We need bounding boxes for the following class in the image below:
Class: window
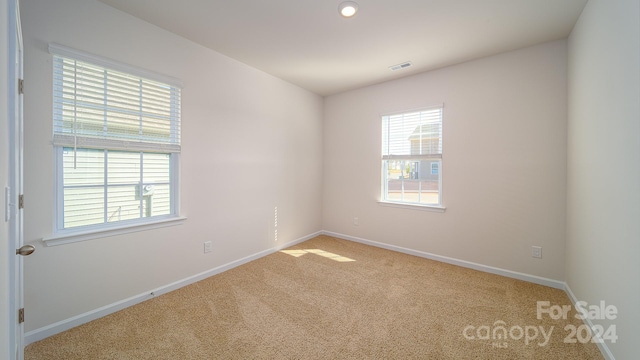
[381,106,443,207]
[51,45,181,235]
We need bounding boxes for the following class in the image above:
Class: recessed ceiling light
[339,1,359,18]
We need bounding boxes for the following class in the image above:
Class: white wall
[566,0,640,358]
[1,0,11,357]
[21,0,323,332]
[323,40,568,281]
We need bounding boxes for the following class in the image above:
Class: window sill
[377,201,446,213]
[42,216,187,246]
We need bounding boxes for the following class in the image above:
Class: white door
[9,1,28,359]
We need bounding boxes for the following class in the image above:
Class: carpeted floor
[25,235,604,359]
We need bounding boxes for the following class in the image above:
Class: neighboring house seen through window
[381,106,443,207]
[51,45,181,235]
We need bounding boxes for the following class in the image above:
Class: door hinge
[18,79,24,95]
[18,308,24,324]
[18,194,24,209]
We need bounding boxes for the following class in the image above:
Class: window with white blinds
[52,53,180,152]
[51,45,181,234]
[381,106,443,207]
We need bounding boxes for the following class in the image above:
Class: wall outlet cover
[532,246,542,259]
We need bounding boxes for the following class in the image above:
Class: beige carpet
[25,235,603,359]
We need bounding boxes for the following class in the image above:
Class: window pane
[419,160,441,205]
[385,160,407,202]
[107,185,141,222]
[143,153,170,184]
[383,159,441,205]
[63,148,104,186]
[108,151,140,185]
[63,148,105,228]
[142,153,171,217]
[63,187,104,228]
[143,184,171,217]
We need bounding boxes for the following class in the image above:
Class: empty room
[1,0,638,359]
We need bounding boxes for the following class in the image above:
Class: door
[9,1,28,359]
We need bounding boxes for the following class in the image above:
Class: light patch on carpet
[280,248,356,262]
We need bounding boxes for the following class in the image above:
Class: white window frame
[379,105,445,212]
[44,44,185,245]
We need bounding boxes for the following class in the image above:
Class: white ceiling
[97,0,588,96]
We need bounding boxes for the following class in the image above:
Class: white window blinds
[382,107,443,160]
[51,46,181,153]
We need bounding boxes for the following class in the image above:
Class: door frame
[7,0,24,359]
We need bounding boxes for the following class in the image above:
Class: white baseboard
[24,231,321,345]
[564,284,616,360]
[321,231,565,289]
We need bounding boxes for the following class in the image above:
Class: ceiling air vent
[389,61,413,71]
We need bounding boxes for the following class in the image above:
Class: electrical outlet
[532,246,542,259]
[204,241,212,253]
[353,217,359,226]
